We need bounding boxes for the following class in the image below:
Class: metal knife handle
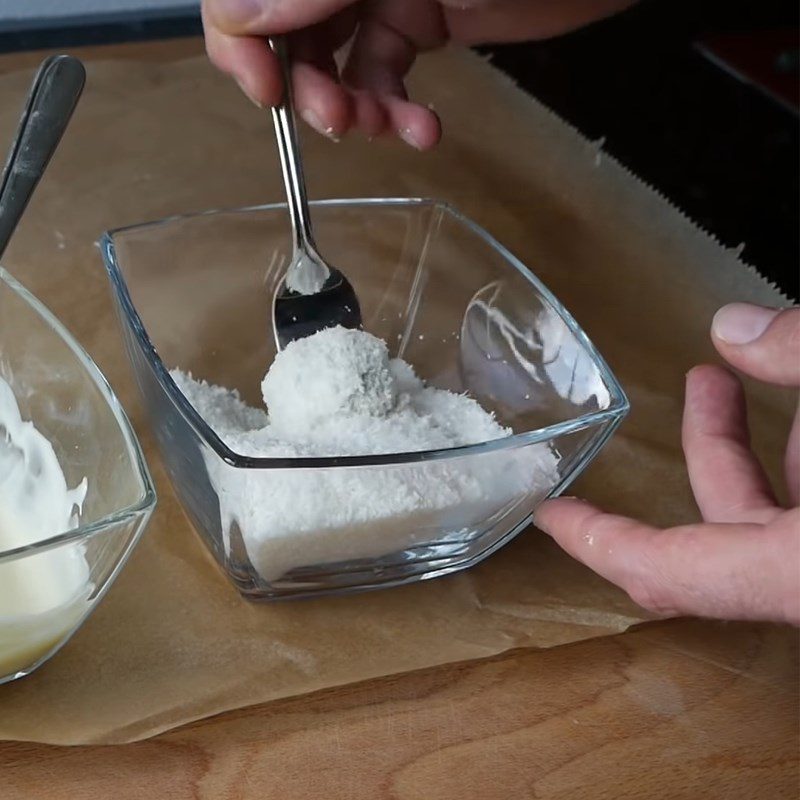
[0,55,86,259]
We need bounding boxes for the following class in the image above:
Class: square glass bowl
[101,198,628,600]
[0,268,155,684]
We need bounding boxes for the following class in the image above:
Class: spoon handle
[0,55,86,260]
[268,36,317,255]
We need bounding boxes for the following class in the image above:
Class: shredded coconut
[171,327,559,581]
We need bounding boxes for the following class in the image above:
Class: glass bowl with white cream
[101,198,628,600]
[0,268,156,684]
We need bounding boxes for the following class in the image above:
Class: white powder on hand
[172,327,559,582]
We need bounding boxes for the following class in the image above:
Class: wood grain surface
[2,619,798,799]
[0,40,797,799]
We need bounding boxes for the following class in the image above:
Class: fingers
[381,96,441,150]
[203,0,644,144]
[205,1,355,131]
[711,304,800,508]
[351,90,390,140]
[203,0,439,145]
[712,304,800,387]
[290,17,439,145]
[535,499,658,597]
[682,365,778,524]
[203,7,282,107]
[288,62,350,139]
[204,0,355,36]
[786,404,800,507]
[342,0,444,148]
[345,0,446,93]
[288,32,353,139]
[535,498,799,623]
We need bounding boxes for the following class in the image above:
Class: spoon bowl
[273,268,362,347]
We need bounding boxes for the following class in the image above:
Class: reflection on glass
[461,280,611,416]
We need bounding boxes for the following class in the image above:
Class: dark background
[480,0,799,300]
[1,0,798,299]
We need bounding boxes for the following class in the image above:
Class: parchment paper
[0,46,792,745]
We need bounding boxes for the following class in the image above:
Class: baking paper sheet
[0,47,792,744]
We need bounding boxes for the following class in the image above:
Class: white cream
[0,376,90,678]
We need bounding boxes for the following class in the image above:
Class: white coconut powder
[171,327,559,581]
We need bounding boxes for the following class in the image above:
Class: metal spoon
[0,55,86,259]
[268,36,362,351]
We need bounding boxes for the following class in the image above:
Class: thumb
[712,303,800,387]
[205,0,354,35]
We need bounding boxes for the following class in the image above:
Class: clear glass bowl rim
[0,267,157,564]
[100,197,630,471]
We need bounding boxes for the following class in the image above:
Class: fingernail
[712,303,780,345]
[234,76,263,108]
[301,110,339,141]
[399,128,422,150]
[219,0,261,25]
